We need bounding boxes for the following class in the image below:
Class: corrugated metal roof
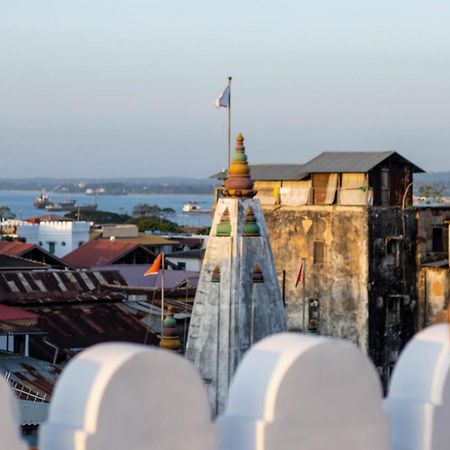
[0,242,34,256]
[63,241,157,268]
[0,270,126,304]
[27,303,159,362]
[0,352,60,401]
[0,242,69,269]
[18,400,49,425]
[0,254,48,269]
[96,265,199,289]
[211,164,309,181]
[300,151,425,173]
[0,304,37,322]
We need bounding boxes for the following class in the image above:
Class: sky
[1,0,450,178]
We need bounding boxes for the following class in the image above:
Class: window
[48,242,56,254]
[381,168,390,206]
[313,241,325,264]
[432,227,444,252]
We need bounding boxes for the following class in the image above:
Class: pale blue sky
[1,1,449,177]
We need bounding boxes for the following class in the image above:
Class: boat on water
[45,203,97,212]
[34,194,76,210]
[182,201,211,215]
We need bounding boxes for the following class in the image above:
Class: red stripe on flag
[295,261,304,288]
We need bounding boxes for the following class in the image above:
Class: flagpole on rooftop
[302,258,306,333]
[227,76,232,168]
[161,252,165,332]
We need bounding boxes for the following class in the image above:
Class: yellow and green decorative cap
[223,134,256,198]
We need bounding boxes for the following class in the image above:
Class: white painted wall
[1,327,450,449]
[4,220,91,258]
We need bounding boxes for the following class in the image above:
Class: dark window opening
[432,227,444,252]
[386,239,399,255]
[313,241,325,264]
[48,242,56,254]
[381,168,390,206]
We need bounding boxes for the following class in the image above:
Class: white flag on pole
[214,85,230,108]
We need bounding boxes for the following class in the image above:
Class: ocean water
[0,191,213,228]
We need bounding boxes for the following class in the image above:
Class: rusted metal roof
[0,352,60,400]
[63,240,157,268]
[0,270,126,304]
[28,303,159,362]
[300,151,425,173]
[0,304,37,322]
[0,242,69,268]
[0,254,48,269]
[0,241,34,256]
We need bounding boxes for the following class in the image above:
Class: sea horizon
[0,191,213,228]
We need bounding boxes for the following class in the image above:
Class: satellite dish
[110,236,116,241]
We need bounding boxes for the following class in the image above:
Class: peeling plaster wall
[263,205,369,351]
[419,267,450,325]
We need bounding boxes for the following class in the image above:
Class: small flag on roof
[214,85,230,108]
[295,260,304,288]
[144,253,162,276]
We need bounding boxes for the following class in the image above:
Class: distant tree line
[65,205,182,233]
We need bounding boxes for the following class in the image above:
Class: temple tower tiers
[186,134,287,416]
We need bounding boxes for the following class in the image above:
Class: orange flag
[144,253,162,276]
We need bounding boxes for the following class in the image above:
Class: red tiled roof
[0,304,37,322]
[0,242,34,257]
[63,240,153,268]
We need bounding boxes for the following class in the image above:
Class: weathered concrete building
[416,209,450,327]
[187,135,287,415]
[215,150,424,386]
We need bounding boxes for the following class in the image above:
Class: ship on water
[34,193,76,210]
[34,193,96,212]
[182,201,211,215]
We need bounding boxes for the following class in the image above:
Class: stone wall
[263,205,369,350]
[418,266,450,325]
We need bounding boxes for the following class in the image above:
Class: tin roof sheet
[96,265,199,289]
[211,164,309,181]
[63,241,156,268]
[300,151,425,173]
[28,303,159,362]
[0,270,126,304]
[0,254,48,269]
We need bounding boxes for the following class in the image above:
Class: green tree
[132,203,175,218]
[126,216,182,233]
[418,183,446,203]
[0,206,16,220]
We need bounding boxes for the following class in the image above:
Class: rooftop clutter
[222,134,256,198]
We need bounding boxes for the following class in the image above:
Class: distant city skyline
[1,0,450,178]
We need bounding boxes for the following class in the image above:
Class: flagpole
[161,252,165,332]
[227,76,232,168]
[302,258,306,333]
